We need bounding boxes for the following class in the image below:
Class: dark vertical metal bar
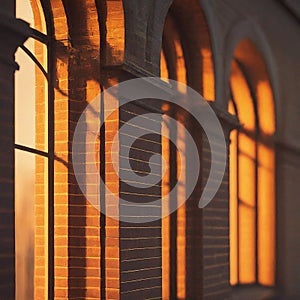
[100,86,106,300]
[95,0,107,294]
[236,129,240,284]
[254,120,259,284]
[230,92,240,284]
[48,35,55,300]
[253,90,260,284]
[254,135,259,283]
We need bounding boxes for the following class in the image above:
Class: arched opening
[161,1,215,298]
[229,39,276,288]
[161,0,215,99]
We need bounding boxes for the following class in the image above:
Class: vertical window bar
[48,36,54,300]
[100,87,106,300]
[230,89,240,284]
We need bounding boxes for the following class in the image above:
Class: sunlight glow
[162,119,170,300]
[15,1,48,299]
[229,52,275,287]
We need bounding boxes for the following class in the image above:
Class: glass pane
[23,38,48,73]
[16,0,47,34]
[238,133,256,284]
[15,150,48,300]
[258,142,275,286]
[15,43,48,152]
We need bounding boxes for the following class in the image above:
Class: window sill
[232,285,277,300]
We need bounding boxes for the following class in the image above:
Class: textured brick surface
[4,0,300,299]
[119,102,163,299]
[201,126,231,300]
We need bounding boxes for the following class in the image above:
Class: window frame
[14,1,54,298]
[229,60,276,289]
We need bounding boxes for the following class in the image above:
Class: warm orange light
[105,96,120,300]
[177,125,186,300]
[105,0,125,65]
[256,81,276,135]
[229,54,275,287]
[201,48,215,100]
[229,101,238,285]
[258,143,275,286]
[238,132,256,284]
[175,39,186,85]
[230,61,256,131]
[160,52,169,83]
[230,61,257,284]
[257,79,275,286]
[15,1,49,299]
[162,117,170,300]
[161,31,188,296]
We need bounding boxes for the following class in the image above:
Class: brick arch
[43,0,68,40]
[162,0,215,100]
[123,0,173,75]
[231,39,277,131]
[28,0,47,33]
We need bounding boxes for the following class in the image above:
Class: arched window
[229,40,276,288]
[15,0,52,299]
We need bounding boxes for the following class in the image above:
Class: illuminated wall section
[176,121,186,300]
[162,117,170,300]
[200,42,214,100]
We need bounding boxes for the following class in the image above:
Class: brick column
[111,2,173,297]
[200,105,238,300]
[119,101,163,299]
[0,7,30,299]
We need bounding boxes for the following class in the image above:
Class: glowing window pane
[15,150,48,300]
[258,142,275,286]
[229,55,275,288]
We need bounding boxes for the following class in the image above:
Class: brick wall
[104,88,120,300]
[51,1,103,298]
[33,5,49,297]
[185,118,203,300]
[200,116,236,300]
[0,2,242,300]
[119,102,163,299]
[201,135,230,300]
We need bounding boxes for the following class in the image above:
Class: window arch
[229,39,276,287]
